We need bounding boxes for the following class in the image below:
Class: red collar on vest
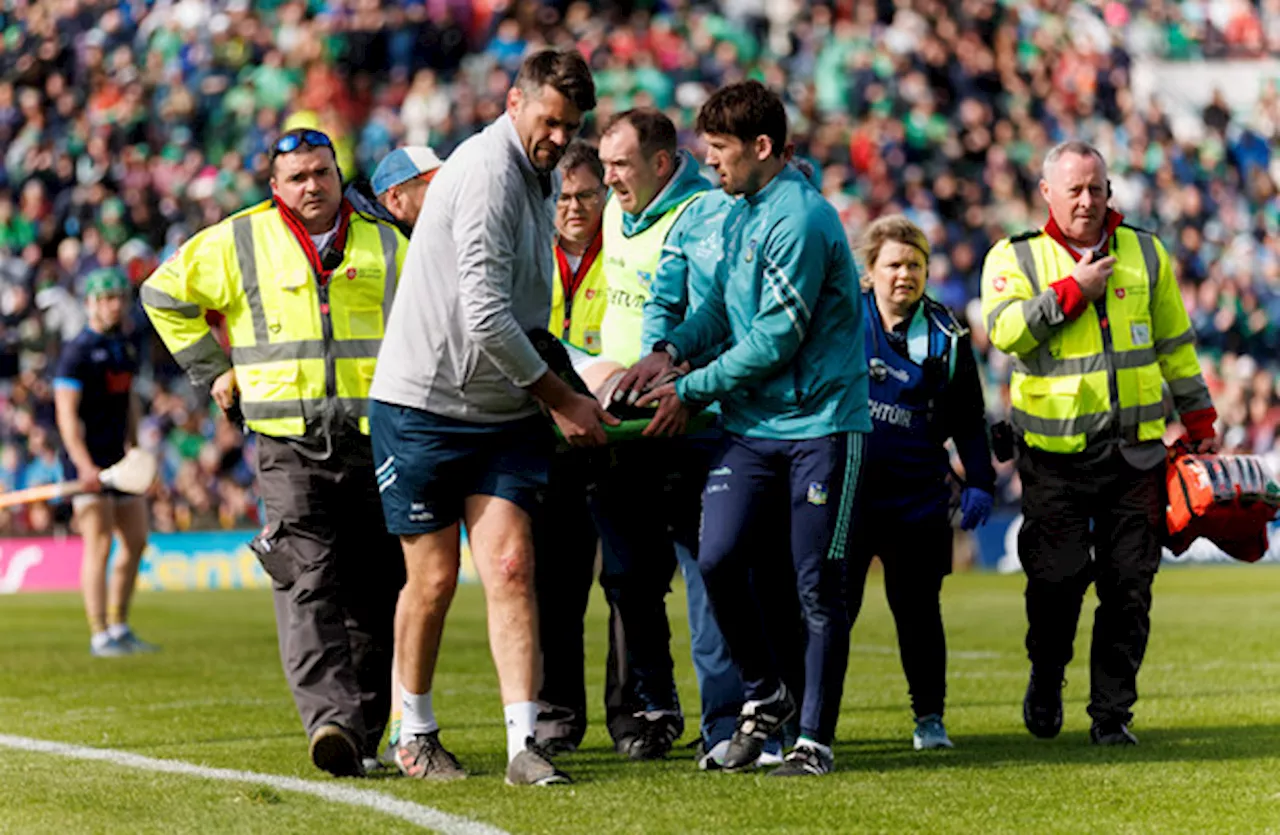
[555,225,603,302]
[1043,209,1125,261]
[272,193,354,282]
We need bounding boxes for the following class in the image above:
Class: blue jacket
[344,181,412,237]
[666,167,870,440]
[862,291,996,520]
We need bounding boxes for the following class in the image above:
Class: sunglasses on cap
[271,130,333,159]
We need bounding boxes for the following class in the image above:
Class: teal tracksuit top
[666,166,870,440]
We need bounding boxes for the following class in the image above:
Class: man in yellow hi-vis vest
[590,108,712,759]
[981,140,1216,747]
[533,141,609,753]
[143,128,407,778]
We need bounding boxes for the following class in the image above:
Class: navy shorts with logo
[368,399,553,536]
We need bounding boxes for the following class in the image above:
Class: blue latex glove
[959,487,993,531]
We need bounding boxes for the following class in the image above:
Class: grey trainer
[505,742,571,786]
[395,731,466,781]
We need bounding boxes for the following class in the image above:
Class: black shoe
[1023,668,1064,739]
[722,684,796,772]
[619,714,682,761]
[395,731,467,781]
[534,736,578,759]
[769,743,833,777]
[310,724,365,778]
[1090,721,1138,746]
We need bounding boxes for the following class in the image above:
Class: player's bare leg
[392,524,465,780]
[465,494,569,785]
[78,496,122,657]
[105,497,156,652]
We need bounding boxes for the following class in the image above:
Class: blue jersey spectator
[53,321,140,479]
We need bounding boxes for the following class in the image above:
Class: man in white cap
[372,146,443,227]
[347,146,444,235]
[356,144,444,768]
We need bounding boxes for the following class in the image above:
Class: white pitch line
[0,734,510,835]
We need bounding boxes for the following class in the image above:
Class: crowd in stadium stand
[0,0,1277,533]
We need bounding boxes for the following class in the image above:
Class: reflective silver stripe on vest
[1134,230,1160,292]
[1011,408,1110,438]
[241,397,369,423]
[986,298,1017,335]
[1012,352,1107,378]
[1155,330,1195,355]
[1012,239,1040,293]
[1023,290,1066,343]
[140,284,200,318]
[1118,401,1168,427]
[1168,373,1208,399]
[172,332,232,387]
[1013,348,1159,378]
[230,338,383,365]
[1169,373,1214,412]
[1112,348,1158,369]
[376,222,399,327]
[232,216,270,344]
[1012,402,1165,438]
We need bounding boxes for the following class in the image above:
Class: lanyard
[554,229,602,339]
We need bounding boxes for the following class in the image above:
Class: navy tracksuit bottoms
[698,430,864,746]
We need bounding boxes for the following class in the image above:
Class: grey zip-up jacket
[370,114,556,422]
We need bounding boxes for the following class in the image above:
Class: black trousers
[1016,444,1165,725]
[252,433,405,757]
[534,439,692,746]
[533,448,602,747]
[848,515,951,719]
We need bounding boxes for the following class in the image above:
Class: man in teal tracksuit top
[636,180,810,769]
[632,81,869,777]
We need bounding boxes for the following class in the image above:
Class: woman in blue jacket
[851,216,996,751]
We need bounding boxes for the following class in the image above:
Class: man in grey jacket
[369,49,611,786]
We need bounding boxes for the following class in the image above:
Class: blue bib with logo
[862,291,957,519]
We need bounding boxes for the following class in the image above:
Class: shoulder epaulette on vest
[1118,222,1157,236]
[1008,229,1043,243]
[226,199,275,222]
[353,212,399,233]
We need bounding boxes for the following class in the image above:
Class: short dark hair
[558,141,604,182]
[515,49,597,113]
[695,81,788,159]
[601,108,677,161]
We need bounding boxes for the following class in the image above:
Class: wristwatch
[653,339,680,362]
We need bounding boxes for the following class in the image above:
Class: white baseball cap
[371,146,444,196]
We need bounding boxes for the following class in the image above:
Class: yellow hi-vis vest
[980,224,1212,454]
[549,237,607,355]
[141,201,407,438]
[600,192,701,366]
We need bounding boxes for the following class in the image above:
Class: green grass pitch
[3,566,1280,834]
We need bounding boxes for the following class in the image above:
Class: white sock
[504,701,537,763]
[401,688,438,736]
[796,736,833,758]
[90,630,112,649]
[107,624,130,640]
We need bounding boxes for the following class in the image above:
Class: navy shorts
[368,399,553,536]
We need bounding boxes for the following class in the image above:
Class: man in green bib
[588,108,712,758]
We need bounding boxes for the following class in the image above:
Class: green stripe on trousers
[827,431,864,561]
